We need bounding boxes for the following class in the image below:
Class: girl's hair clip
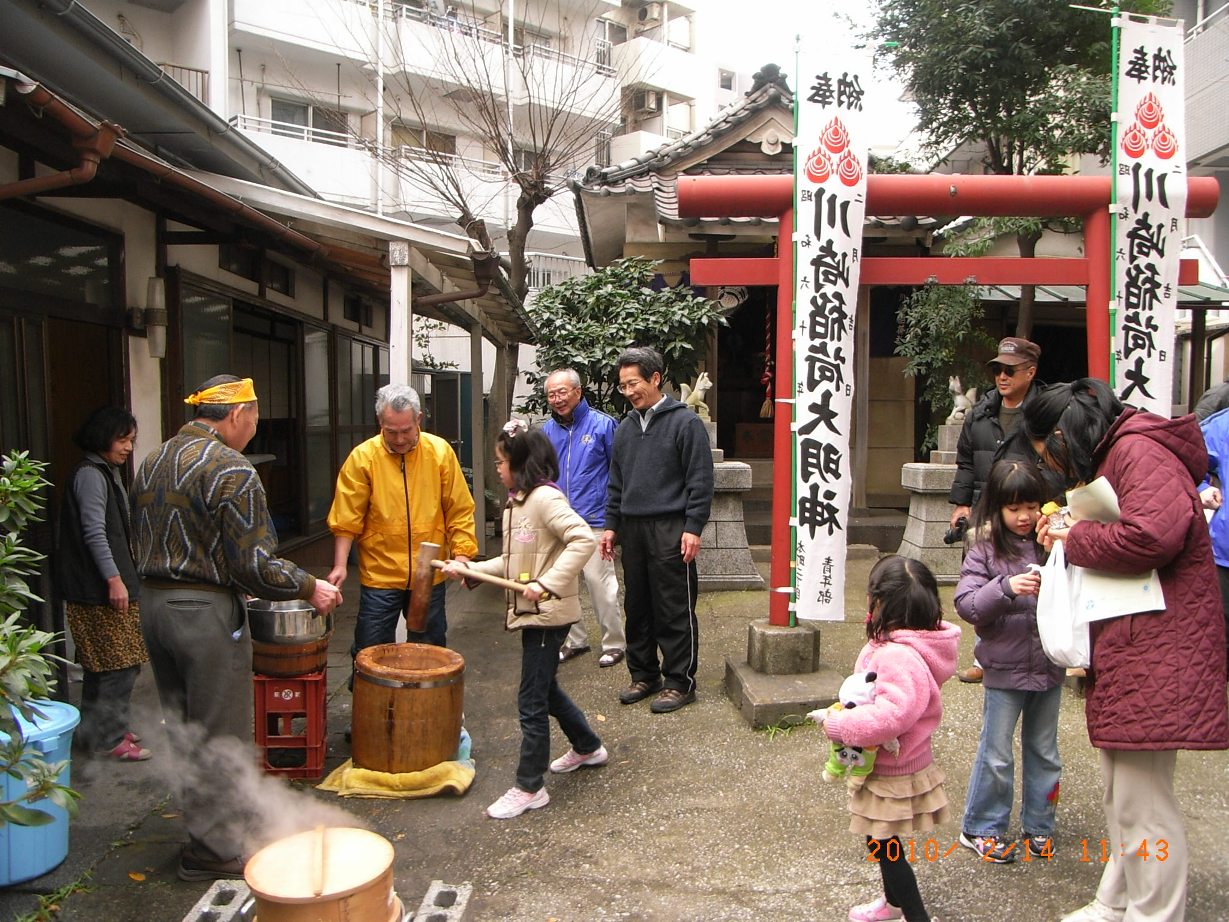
[502,418,529,437]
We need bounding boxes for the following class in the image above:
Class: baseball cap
[988,337,1040,366]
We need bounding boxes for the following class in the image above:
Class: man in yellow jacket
[327,383,478,656]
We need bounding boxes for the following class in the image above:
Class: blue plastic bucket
[0,700,80,885]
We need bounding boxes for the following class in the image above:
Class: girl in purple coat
[822,555,960,922]
[954,460,1063,865]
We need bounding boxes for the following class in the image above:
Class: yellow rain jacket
[327,431,478,589]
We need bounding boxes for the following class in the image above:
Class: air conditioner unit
[638,3,662,23]
[633,90,660,114]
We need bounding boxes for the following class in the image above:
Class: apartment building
[64,0,740,384]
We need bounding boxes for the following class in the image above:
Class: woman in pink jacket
[821,555,961,922]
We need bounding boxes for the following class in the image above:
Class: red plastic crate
[253,669,327,779]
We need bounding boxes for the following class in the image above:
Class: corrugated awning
[978,280,1229,309]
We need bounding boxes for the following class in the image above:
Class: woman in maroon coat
[1024,378,1228,922]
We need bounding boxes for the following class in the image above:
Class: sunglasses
[990,363,1031,378]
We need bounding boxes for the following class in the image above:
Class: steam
[114,699,363,859]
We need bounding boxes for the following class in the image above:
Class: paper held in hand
[1063,477,1164,623]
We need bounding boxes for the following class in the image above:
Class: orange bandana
[183,378,257,406]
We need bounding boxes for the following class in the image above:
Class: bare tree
[326,0,642,301]
[273,0,647,494]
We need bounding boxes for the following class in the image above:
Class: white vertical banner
[791,48,871,620]
[1111,17,1186,414]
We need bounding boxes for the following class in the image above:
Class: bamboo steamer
[351,643,464,774]
[251,634,331,676]
[244,827,399,922]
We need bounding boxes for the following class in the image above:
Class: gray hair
[546,368,582,389]
[375,383,421,419]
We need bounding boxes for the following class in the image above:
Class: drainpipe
[3,78,326,259]
[0,80,121,200]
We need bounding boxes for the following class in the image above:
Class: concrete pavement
[2,552,1228,921]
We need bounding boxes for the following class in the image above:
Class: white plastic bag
[1036,542,1090,668]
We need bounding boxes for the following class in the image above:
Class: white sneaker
[1060,900,1126,922]
[486,786,549,819]
[549,745,609,774]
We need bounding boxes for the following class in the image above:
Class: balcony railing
[159,63,209,103]
[526,252,589,294]
[515,42,616,78]
[343,0,614,75]
[1188,1,1229,37]
[230,114,360,148]
[391,145,505,179]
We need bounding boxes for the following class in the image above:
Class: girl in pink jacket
[822,555,961,922]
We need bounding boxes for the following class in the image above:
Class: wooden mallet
[410,542,553,629]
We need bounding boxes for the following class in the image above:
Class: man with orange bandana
[132,374,341,881]
[328,383,477,657]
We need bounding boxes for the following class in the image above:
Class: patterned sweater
[131,421,315,600]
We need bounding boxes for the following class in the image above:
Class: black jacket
[57,459,140,605]
[948,384,1053,507]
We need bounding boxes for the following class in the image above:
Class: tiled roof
[575,66,795,188]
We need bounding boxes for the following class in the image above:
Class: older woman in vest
[57,406,151,761]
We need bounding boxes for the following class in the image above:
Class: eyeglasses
[545,388,576,400]
[990,363,1030,378]
[617,378,646,394]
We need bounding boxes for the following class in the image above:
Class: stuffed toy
[808,671,900,786]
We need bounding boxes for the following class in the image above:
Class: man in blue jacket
[600,347,714,713]
[542,368,626,667]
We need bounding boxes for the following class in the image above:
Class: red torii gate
[678,172,1220,626]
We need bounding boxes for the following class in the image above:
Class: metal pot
[246,599,332,645]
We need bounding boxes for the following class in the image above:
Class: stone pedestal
[698,421,765,592]
[896,423,962,582]
[724,620,844,728]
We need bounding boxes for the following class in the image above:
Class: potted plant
[0,451,79,830]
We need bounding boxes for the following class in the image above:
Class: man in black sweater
[600,347,714,713]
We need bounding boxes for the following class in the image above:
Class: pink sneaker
[486,786,549,819]
[549,745,609,774]
[848,895,903,922]
[107,737,152,762]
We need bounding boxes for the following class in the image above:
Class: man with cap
[948,337,1044,683]
[131,374,341,880]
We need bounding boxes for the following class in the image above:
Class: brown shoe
[618,678,663,705]
[958,665,984,683]
[649,688,696,714]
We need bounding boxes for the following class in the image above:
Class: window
[390,124,457,155]
[513,148,542,173]
[514,25,553,49]
[596,18,628,45]
[335,335,389,461]
[177,279,343,539]
[0,202,120,310]
[270,98,349,146]
[267,260,295,297]
[719,70,735,91]
[219,244,260,282]
[343,293,373,327]
[219,246,294,296]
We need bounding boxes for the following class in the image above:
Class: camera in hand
[943,516,969,545]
